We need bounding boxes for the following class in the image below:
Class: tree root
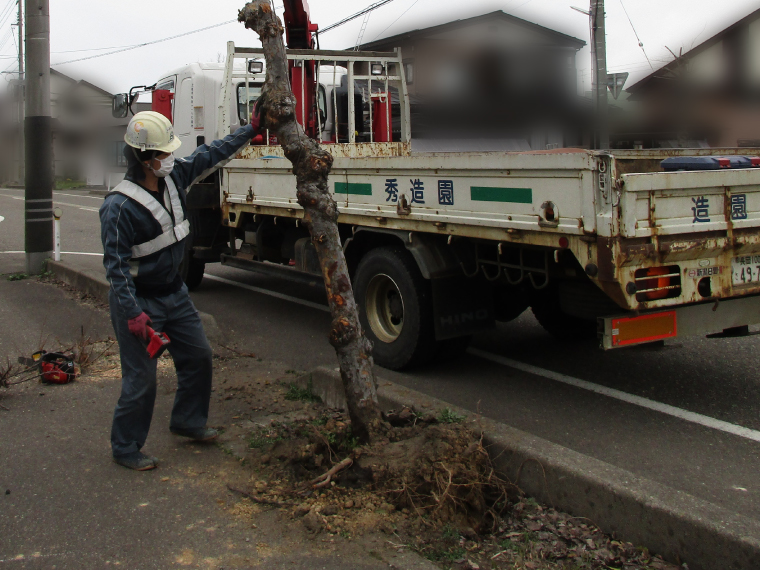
[226,484,295,507]
[310,456,353,489]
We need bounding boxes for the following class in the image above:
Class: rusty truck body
[114,44,760,370]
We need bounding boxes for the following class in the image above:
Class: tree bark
[238,0,383,442]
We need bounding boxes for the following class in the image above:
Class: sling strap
[111,177,191,259]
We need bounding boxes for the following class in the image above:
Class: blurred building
[0,69,148,187]
[358,10,588,151]
[623,7,760,149]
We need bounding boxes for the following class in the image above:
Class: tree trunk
[238,0,383,442]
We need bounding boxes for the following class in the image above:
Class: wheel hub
[365,274,404,343]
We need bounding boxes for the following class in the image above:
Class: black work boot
[170,427,218,442]
[113,451,158,471]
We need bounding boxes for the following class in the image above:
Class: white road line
[0,194,98,212]
[54,192,103,201]
[0,189,102,201]
[0,215,4,223]
[54,201,100,212]
[0,251,102,256]
[469,347,760,444]
[204,274,330,313]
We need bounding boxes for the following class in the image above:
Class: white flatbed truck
[115,43,760,370]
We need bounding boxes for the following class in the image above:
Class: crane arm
[281,0,318,49]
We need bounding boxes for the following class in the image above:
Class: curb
[47,260,110,304]
[296,367,760,570]
[46,261,227,345]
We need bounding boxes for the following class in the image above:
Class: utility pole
[591,0,609,149]
[24,0,52,274]
[17,0,24,185]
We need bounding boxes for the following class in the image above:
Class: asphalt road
[2,187,759,525]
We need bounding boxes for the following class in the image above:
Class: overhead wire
[618,0,653,71]
[53,19,237,65]
[319,0,395,34]
[47,0,394,66]
[370,0,420,41]
[0,0,16,30]
[0,26,13,52]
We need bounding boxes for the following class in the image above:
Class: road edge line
[469,347,760,443]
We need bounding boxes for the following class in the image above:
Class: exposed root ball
[354,424,508,529]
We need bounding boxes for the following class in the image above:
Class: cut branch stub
[238,0,383,442]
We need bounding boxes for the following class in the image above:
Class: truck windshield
[237,83,262,123]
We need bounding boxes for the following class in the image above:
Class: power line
[618,0,653,71]
[0,0,16,30]
[371,0,420,41]
[320,0,396,35]
[54,44,141,54]
[0,27,12,52]
[53,19,237,66]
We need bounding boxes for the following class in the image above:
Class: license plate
[732,255,760,285]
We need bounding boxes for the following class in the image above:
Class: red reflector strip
[718,158,731,168]
[611,311,677,347]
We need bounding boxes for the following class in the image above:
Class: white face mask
[151,154,174,178]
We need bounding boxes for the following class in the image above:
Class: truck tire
[494,289,529,322]
[181,254,206,291]
[179,213,206,291]
[354,247,436,370]
[530,287,596,340]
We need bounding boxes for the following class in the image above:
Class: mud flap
[432,276,495,340]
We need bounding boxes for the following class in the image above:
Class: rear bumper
[599,294,760,349]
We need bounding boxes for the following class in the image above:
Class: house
[357,10,588,150]
[0,69,149,187]
[624,7,760,148]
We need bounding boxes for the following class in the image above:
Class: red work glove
[128,312,152,342]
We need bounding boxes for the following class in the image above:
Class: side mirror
[112,93,129,119]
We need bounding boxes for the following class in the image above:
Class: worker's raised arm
[171,124,258,191]
[100,195,142,320]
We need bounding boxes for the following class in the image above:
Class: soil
[2,276,685,569]
[198,356,682,570]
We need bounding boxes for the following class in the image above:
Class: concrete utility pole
[17,0,24,185]
[591,0,609,149]
[24,0,52,274]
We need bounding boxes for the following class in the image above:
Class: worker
[100,110,259,471]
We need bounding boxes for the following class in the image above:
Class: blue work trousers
[109,285,213,458]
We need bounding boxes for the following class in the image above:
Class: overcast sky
[0,0,757,95]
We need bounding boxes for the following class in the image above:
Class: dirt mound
[353,422,504,530]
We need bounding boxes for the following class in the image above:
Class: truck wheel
[354,247,436,370]
[494,289,529,322]
[181,254,206,291]
[530,293,596,340]
[180,214,205,291]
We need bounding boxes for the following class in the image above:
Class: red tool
[39,352,76,384]
[146,327,171,359]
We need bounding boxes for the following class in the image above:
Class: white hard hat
[124,111,182,154]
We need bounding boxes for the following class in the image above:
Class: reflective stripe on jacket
[100,124,256,319]
[110,177,191,259]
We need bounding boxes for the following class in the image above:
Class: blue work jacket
[100,124,256,319]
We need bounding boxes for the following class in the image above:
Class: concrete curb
[46,260,227,345]
[47,260,109,304]
[295,367,760,570]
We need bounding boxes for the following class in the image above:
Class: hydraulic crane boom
[280,0,319,136]
[282,0,319,49]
